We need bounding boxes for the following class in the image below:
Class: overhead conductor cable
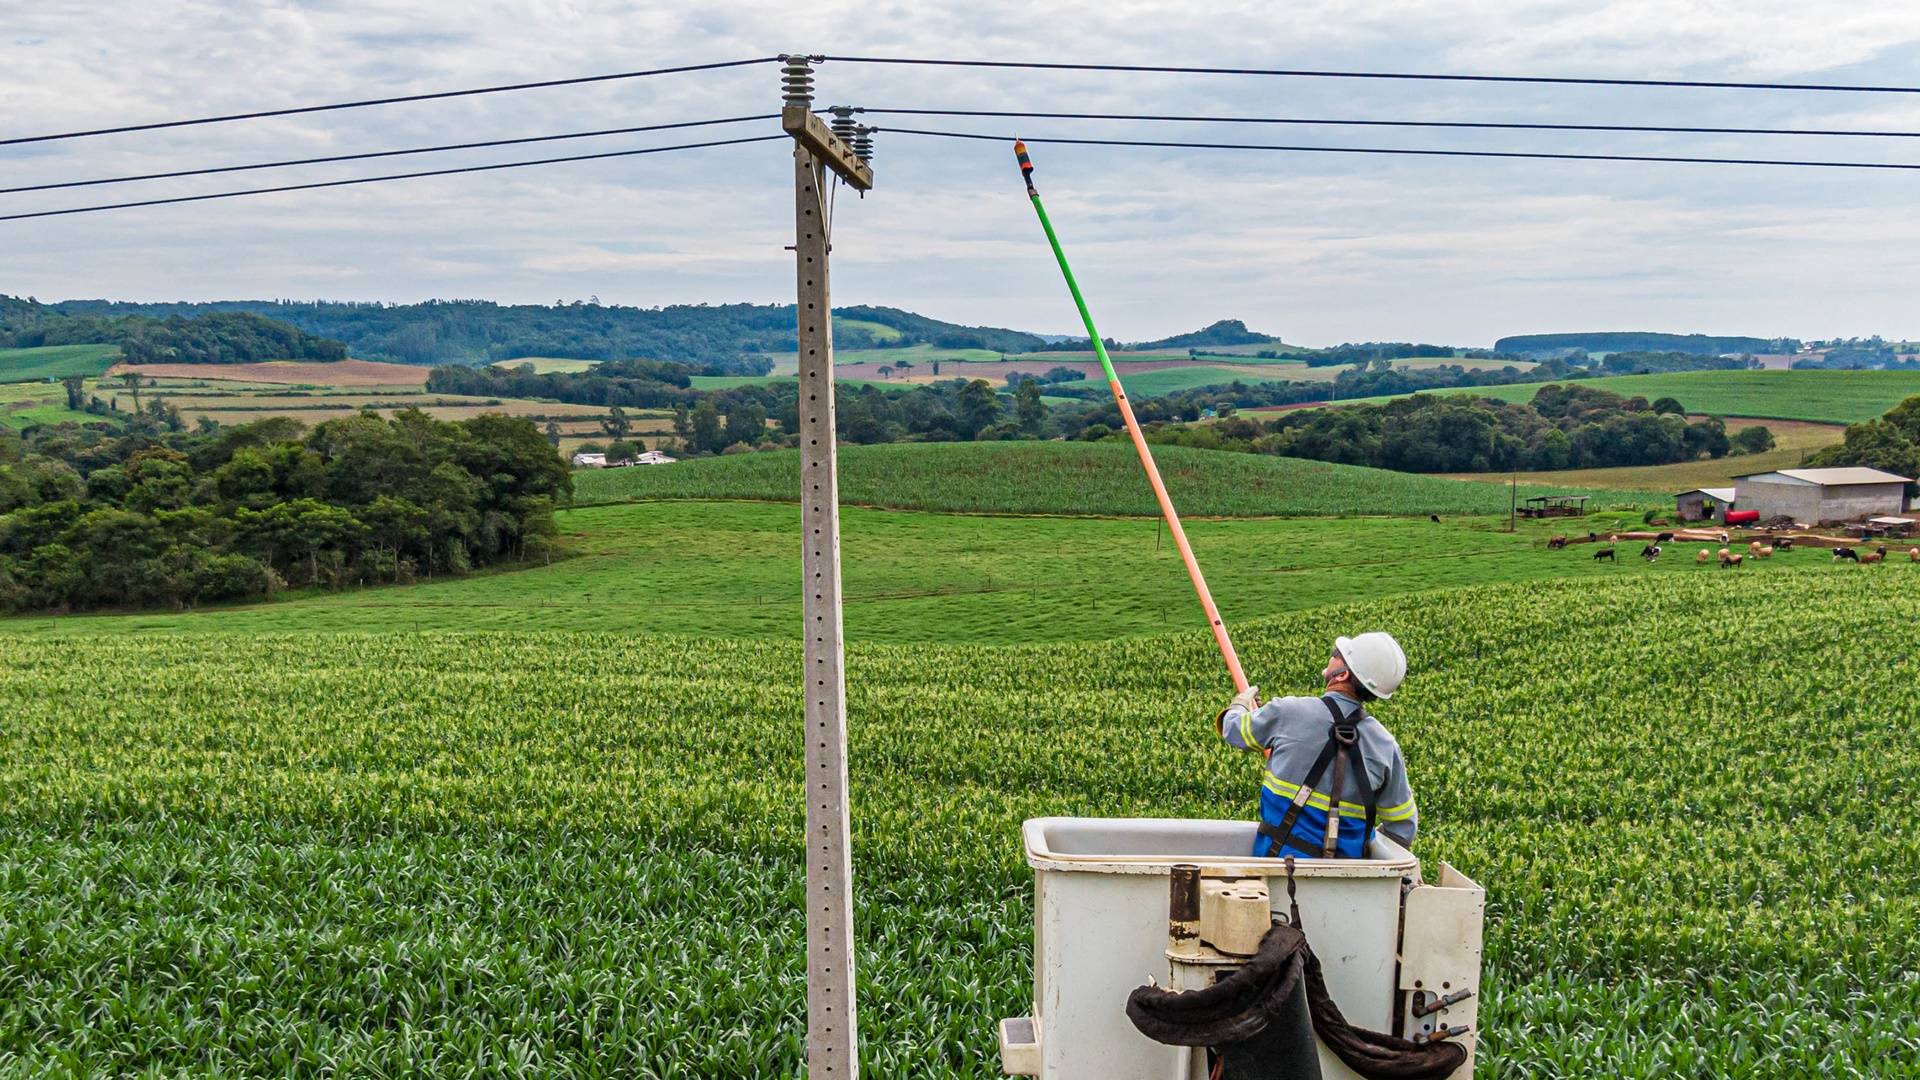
[0,134,784,223]
[1012,139,1248,695]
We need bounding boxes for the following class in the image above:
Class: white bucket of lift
[998,817,1483,1080]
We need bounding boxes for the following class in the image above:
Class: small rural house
[1730,467,1913,524]
[570,452,608,468]
[1675,487,1736,523]
[633,450,676,465]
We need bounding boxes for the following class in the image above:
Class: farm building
[633,450,677,465]
[1731,467,1913,524]
[1518,494,1589,518]
[1675,487,1736,523]
[570,452,608,468]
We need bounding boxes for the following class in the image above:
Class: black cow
[1594,547,1616,562]
[1640,544,1662,562]
[1834,547,1860,562]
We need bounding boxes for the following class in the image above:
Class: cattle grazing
[1834,547,1860,562]
[1430,514,1441,523]
[1696,549,1711,563]
[1862,550,1885,565]
[1587,532,1598,543]
[1656,532,1674,543]
[1720,551,1744,568]
[1775,537,1795,550]
[1594,547,1616,562]
[1547,535,1569,550]
[1640,544,1661,562]
[1757,545,1774,559]
[1911,547,1920,563]
[1748,540,1764,555]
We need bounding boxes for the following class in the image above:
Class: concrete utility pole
[780,54,873,1080]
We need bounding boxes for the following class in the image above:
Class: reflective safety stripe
[1239,709,1255,750]
[1262,773,1372,816]
[1378,797,1417,823]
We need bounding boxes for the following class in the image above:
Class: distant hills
[1493,331,1800,357]
[1129,319,1280,350]
[8,292,1834,375]
[40,299,1045,373]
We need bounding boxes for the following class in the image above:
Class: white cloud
[7,0,1920,341]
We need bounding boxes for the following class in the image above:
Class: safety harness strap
[1258,697,1384,859]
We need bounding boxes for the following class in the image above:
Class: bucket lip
[1023,816,1418,877]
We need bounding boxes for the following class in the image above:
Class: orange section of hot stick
[1013,139,1248,695]
[1108,378,1251,694]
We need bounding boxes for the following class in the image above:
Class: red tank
[1724,510,1761,525]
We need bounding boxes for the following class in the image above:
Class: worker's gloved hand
[1232,685,1261,713]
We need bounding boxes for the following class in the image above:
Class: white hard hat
[1335,632,1408,700]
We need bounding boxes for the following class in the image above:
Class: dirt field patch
[108,359,429,387]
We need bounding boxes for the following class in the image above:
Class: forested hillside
[1129,319,1278,350]
[46,299,1044,369]
[0,297,344,365]
[1494,331,1796,356]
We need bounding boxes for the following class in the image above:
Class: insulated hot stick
[1013,140,1250,695]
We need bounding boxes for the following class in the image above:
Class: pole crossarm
[783,107,874,189]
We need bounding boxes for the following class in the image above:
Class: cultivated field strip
[0,572,1915,1076]
[572,441,1658,517]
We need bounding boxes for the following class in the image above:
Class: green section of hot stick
[1018,142,1120,384]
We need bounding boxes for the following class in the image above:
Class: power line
[0,134,784,223]
[855,107,1920,140]
[0,57,777,148]
[1,115,777,195]
[825,55,1920,95]
[883,127,1920,171]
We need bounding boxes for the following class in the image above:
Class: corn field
[0,567,1915,1077]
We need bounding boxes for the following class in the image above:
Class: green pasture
[2,501,1719,643]
[0,381,109,430]
[1357,370,1920,424]
[0,344,120,383]
[488,357,603,374]
[834,317,904,342]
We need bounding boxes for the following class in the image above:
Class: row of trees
[1138,385,1775,474]
[0,411,569,614]
[427,357,704,410]
[1808,395,1920,495]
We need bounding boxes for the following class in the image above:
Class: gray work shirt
[1220,690,1418,852]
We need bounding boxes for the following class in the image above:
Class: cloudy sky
[7,1,1920,345]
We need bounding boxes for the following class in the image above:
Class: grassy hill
[1,569,1912,1075]
[1356,370,1920,424]
[0,344,119,383]
[571,441,1658,517]
[5,501,1702,642]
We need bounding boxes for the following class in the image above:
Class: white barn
[1731,467,1912,524]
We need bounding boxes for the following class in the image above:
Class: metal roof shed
[1732,467,1912,524]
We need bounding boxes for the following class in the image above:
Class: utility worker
[1219,632,1418,859]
